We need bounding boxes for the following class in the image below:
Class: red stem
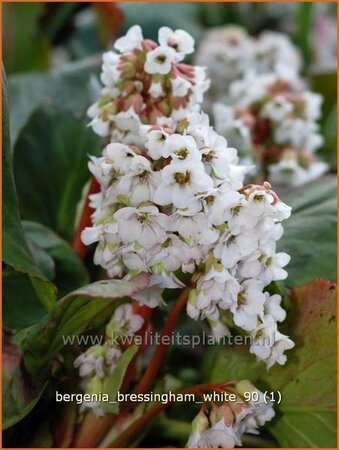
[133,286,190,395]
[72,177,100,260]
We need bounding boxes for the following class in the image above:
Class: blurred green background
[3,1,337,164]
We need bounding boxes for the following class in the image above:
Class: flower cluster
[213,71,327,186]
[82,110,294,368]
[195,26,301,108]
[87,25,209,146]
[187,381,275,448]
[74,303,144,416]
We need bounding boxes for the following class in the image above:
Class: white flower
[213,103,251,154]
[198,185,241,226]
[171,76,191,97]
[264,293,286,322]
[230,280,265,331]
[201,135,238,180]
[149,81,165,98]
[161,134,201,161]
[118,155,161,204]
[158,26,194,60]
[247,188,276,217]
[74,345,122,379]
[154,159,213,209]
[114,205,168,247]
[101,51,121,87]
[303,92,323,121]
[74,349,103,379]
[235,382,275,434]
[266,330,295,368]
[149,234,190,271]
[168,212,207,239]
[114,25,143,53]
[198,420,240,448]
[142,126,171,160]
[261,95,293,122]
[250,315,294,368]
[214,230,258,269]
[133,284,165,308]
[239,251,290,285]
[144,46,177,75]
[111,108,142,133]
[106,303,144,337]
[269,155,328,187]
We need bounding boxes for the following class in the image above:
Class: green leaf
[265,280,337,447]
[210,345,266,385]
[279,176,336,286]
[3,332,47,430]
[18,274,149,379]
[13,106,101,242]
[22,221,89,297]
[311,71,337,168]
[8,57,100,145]
[295,3,313,69]
[2,68,56,328]
[101,345,139,414]
[3,3,49,75]
[3,268,52,330]
[210,279,337,448]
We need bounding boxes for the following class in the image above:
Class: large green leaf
[210,279,337,448]
[23,221,89,297]
[3,3,49,75]
[8,57,100,145]
[279,176,336,286]
[18,274,149,378]
[13,106,101,242]
[265,280,337,447]
[2,69,57,327]
[3,332,47,430]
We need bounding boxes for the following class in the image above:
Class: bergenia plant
[68,26,295,447]
[213,71,328,186]
[195,25,301,109]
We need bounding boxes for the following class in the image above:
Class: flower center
[202,150,215,162]
[138,213,149,223]
[231,205,241,216]
[254,194,265,203]
[237,292,247,306]
[155,54,167,64]
[226,235,236,246]
[205,195,215,205]
[175,147,189,159]
[138,171,149,182]
[162,238,172,248]
[174,171,191,185]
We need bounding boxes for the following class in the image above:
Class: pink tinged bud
[118,61,136,80]
[156,99,171,116]
[192,407,210,434]
[175,62,195,78]
[123,93,144,114]
[120,80,137,96]
[170,95,189,110]
[142,39,158,52]
[236,379,256,396]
